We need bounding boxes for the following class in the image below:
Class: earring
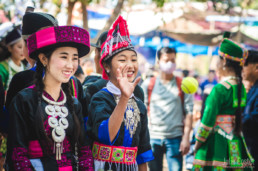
[223,66,226,71]
[106,70,110,73]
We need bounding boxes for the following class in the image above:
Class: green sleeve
[196,84,225,143]
[0,63,9,90]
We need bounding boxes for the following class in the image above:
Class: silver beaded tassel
[56,142,62,160]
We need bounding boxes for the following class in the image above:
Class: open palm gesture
[116,65,141,99]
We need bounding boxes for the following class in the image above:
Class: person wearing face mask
[141,47,194,171]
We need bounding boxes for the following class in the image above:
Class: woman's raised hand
[116,65,141,99]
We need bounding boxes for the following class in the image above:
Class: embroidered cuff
[136,150,154,165]
[98,118,120,145]
[78,146,94,170]
[12,147,33,171]
[195,123,212,143]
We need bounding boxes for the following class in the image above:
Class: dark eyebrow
[60,52,68,55]
[59,52,78,56]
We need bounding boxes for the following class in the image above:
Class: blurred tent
[159,10,258,47]
[87,5,219,65]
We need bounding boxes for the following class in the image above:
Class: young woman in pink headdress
[6,26,93,171]
[86,16,154,171]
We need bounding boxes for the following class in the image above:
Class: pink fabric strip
[28,140,43,158]
[36,27,56,49]
[27,85,36,89]
[71,79,77,98]
[58,166,73,171]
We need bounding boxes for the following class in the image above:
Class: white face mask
[159,61,176,74]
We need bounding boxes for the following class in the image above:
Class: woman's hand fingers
[121,65,128,78]
[116,66,123,81]
[133,77,141,87]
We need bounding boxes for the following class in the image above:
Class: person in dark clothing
[5,11,85,114]
[242,50,258,169]
[82,31,108,87]
[82,31,145,129]
[0,75,7,134]
[86,16,153,171]
[74,65,85,83]
[6,25,93,171]
[5,11,58,109]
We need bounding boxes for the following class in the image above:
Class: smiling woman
[86,16,154,171]
[6,26,94,171]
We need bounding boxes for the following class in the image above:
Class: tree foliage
[152,0,165,7]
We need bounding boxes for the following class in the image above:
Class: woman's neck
[109,78,120,89]
[43,78,62,101]
[11,57,21,66]
[160,72,174,83]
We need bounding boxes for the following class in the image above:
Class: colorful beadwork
[99,146,111,161]
[228,140,242,167]
[196,123,212,142]
[125,150,136,163]
[218,38,248,66]
[111,148,124,162]
[92,143,100,158]
[215,115,235,134]
[71,79,77,98]
[92,141,137,164]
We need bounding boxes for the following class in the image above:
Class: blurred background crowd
[0,0,258,170]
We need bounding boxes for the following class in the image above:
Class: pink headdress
[27,26,90,59]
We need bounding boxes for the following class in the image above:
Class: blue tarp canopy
[206,15,258,26]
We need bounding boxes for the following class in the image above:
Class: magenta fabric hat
[27,26,90,59]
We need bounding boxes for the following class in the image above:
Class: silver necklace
[42,90,68,160]
[114,96,141,138]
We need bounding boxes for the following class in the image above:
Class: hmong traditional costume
[0,28,24,90]
[87,82,154,170]
[87,16,154,171]
[6,25,93,171]
[193,38,254,170]
[6,86,93,170]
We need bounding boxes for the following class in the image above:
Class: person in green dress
[192,38,254,170]
[0,28,25,91]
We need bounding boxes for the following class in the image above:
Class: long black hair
[34,48,82,152]
[224,59,243,135]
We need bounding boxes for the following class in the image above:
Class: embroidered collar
[106,81,134,98]
[220,76,239,83]
[42,90,65,102]
[8,59,24,72]
[90,72,102,77]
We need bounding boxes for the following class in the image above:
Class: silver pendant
[48,117,58,127]
[45,105,55,116]
[114,96,140,138]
